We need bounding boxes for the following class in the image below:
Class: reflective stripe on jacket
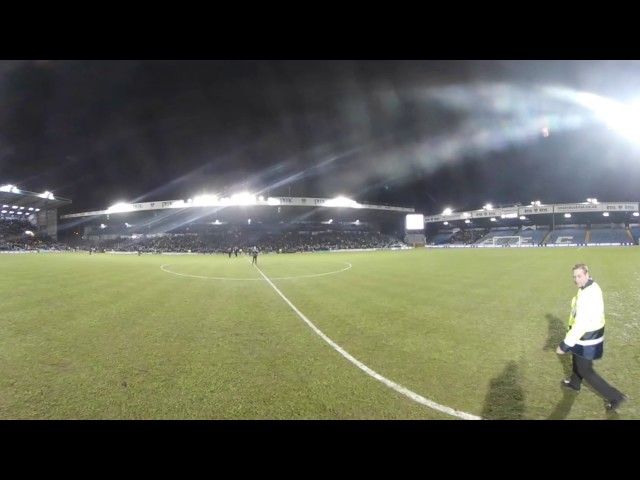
[561,279,605,359]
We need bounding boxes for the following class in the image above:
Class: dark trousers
[570,354,624,402]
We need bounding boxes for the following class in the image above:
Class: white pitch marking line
[252,263,482,420]
[160,262,352,281]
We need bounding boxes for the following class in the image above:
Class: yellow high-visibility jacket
[559,279,605,359]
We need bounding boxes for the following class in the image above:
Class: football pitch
[1,247,638,419]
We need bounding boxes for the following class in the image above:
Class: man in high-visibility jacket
[556,263,627,412]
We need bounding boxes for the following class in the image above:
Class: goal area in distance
[492,236,522,246]
[404,233,426,246]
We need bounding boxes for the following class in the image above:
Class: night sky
[2,60,640,216]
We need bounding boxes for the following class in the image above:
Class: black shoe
[606,395,628,412]
[561,379,581,392]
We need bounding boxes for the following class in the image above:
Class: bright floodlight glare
[193,194,218,206]
[490,217,497,222]
[520,216,526,220]
[325,196,358,208]
[231,192,256,205]
[483,203,493,210]
[564,213,571,218]
[0,184,20,193]
[602,212,610,217]
[405,214,424,230]
[633,212,640,217]
[38,191,54,199]
[443,221,449,225]
[267,197,281,205]
[464,219,471,223]
[107,202,134,213]
[604,103,640,143]
[442,208,453,215]
[576,91,640,144]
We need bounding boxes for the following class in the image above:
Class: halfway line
[252,264,481,420]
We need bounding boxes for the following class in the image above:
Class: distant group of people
[226,246,259,265]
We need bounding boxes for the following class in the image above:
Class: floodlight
[405,214,424,230]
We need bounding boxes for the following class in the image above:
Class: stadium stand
[587,224,633,245]
[516,227,549,245]
[540,227,586,245]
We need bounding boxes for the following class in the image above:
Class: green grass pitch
[1,247,637,419]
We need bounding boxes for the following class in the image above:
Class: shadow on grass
[546,389,579,420]
[482,313,582,420]
[544,313,572,379]
[482,361,525,420]
[545,313,577,420]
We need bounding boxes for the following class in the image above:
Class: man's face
[573,268,590,288]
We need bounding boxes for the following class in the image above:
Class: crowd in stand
[450,229,487,245]
[0,218,69,251]
[91,230,404,254]
[1,218,406,253]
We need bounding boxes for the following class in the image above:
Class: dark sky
[2,60,640,215]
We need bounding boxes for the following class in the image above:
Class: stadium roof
[424,200,640,230]
[60,195,413,219]
[0,189,72,211]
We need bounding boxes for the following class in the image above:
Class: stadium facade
[4,183,640,248]
[0,185,71,241]
[420,201,640,247]
[59,195,414,243]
